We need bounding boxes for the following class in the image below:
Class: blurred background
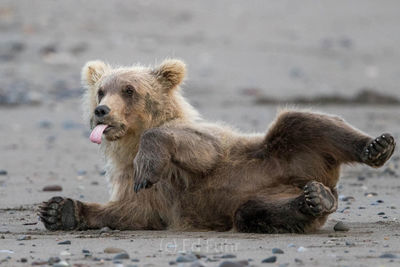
[0,0,399,206]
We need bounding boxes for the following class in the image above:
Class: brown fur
[39,59,396,233]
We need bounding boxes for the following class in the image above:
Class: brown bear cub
[39,59,396,233]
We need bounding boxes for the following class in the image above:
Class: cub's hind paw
[303,181,337,217]
[38,197,78,231]
[361,133,396,167]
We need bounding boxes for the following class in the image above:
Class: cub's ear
[81,60,109,87]
[152,59,186,91]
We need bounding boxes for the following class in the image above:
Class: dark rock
[221,254,236,258]
[113,253,130,260]
[379,253,397,259]
[0,170,8,175]
[57,240,71,245]
[345,241,355,246]
[334,221,349,232]
[261,256,277,263]
[176,254,197,263]
[20,258,27,263]
[378,212,385,215]
[48,257,61,264]
[131,258,140,262]
[272,248,284,254]
[43,185,62,192]
[219,260,248,267]
[82,249,90,254]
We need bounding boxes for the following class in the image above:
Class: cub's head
[81,59,188,143]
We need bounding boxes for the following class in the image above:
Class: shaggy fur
[39,59,396,233]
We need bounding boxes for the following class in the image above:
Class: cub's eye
[98,89,105,101]
[125,85,135,96]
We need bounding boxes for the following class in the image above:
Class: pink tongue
[89,124,108,144]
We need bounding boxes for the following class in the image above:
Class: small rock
[82,249,90,254]
[219,260,248,267]
[287,243,296,248]
[261,256,277,263]
[100,226,112,233]
[297,247,308,252]
[31,260,48,265]
[43,185,62,192]
[364,192,378,197]
[131,258,140,262]
[17,235,31,241]
[113,253,130,260]
[272,248,284,254]
[221,254,236,258]
[0,170,7,175]
[176,254,197,263]
[278,264,289,267]
[379,253,397,259]
[334,221,349,232]
[345,241,355,246]
[48,257,61,264]
[378,212,385,215]
[57,240,71,245]
[53,260,69,267]
[20,258,27,263]
[104,247,126,254]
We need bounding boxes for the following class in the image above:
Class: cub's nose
[94,105,110,117]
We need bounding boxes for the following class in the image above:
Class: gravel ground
[1,1,400,266]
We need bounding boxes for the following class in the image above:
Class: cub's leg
[263,110,396,167]
[234,181,337,233]
[133,126,221,193]
[39,197,165,231]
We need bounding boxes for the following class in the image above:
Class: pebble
[82,249,90,254]
[261,256,277,263]
[48,257,61,264]
[287,243,296,248]
[57,240,71,245]
[17,235,31,241]
[131,258,140,262]
[104,247,126,254]
[100,226,112,233]
[113,253,130,260]
[43,185,63,192]
[0,170,7,175]
[378,212,385,215]
[221,254,236,258]
[345,241,355,246]
[379,253,397,259]
[53,260,69,267]
[20,258,27,263]
[59,251,71,256]
[176,254,197,263]
[219,260,248,267]
[297,247,308,252]
[334,221,349,232]
[365,192,378,197]
[272,248,284,254]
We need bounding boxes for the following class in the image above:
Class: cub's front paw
[133,169,160,193]
[303,181,337,217]
[361,133,396,167]
[38,197,78,231]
